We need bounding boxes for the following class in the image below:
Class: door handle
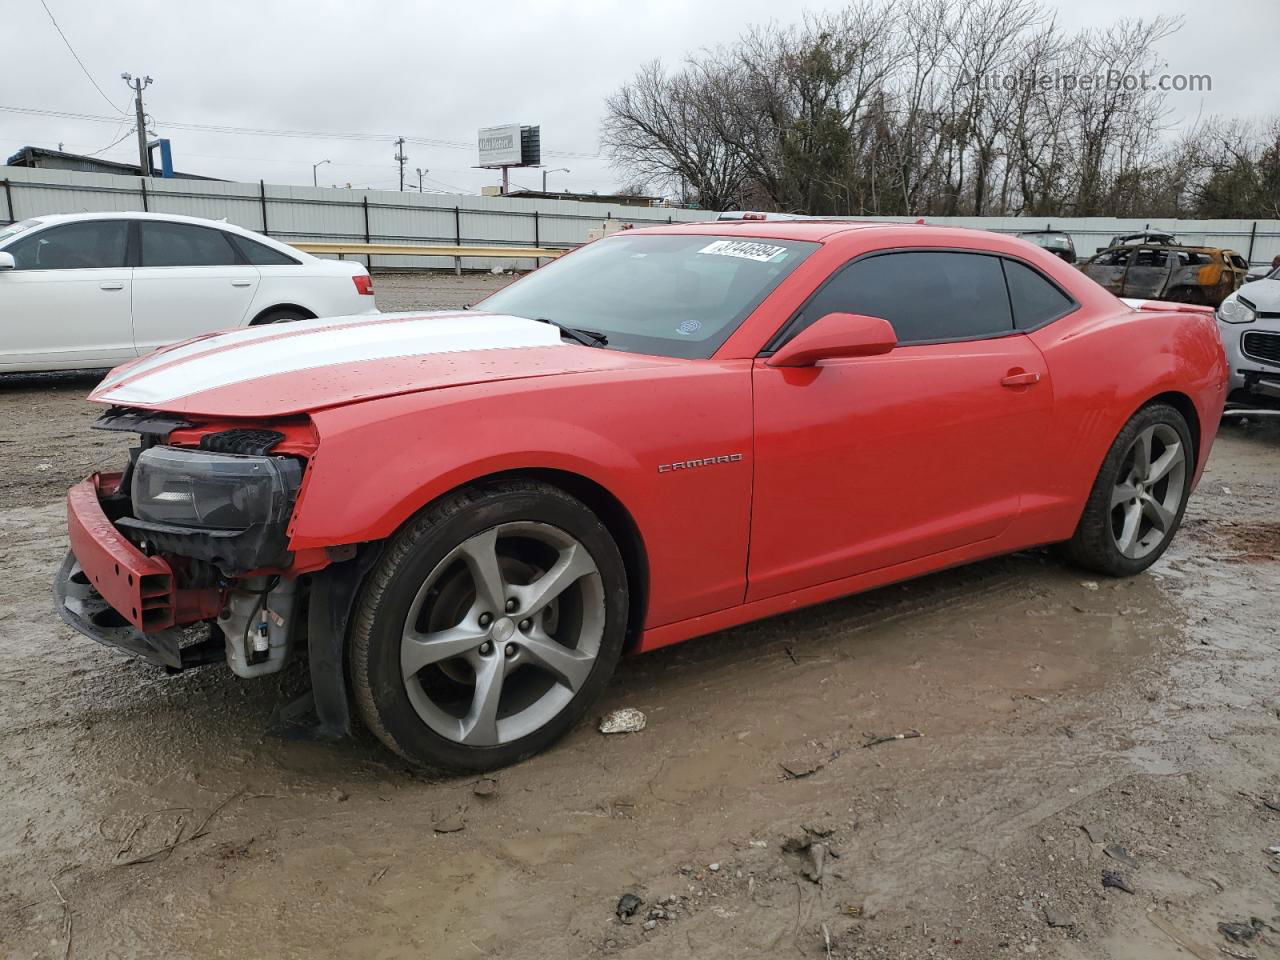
[231,279,253,287]
[1001,371,1041,387]
[99,281,125,290]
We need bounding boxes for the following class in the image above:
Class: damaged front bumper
[51,415,361,739]
[53,473,223,668]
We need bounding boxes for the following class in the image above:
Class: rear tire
[252,308,310,325]
[1062,402,1194,577]
[349,480,628,772]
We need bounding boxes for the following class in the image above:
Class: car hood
[1239,278,1280,312]
[91,311,673,418]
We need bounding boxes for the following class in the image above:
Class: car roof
[1097,241,1228,256]
[629,219,925,242]
[27,211,240,227]
[16,211,308,256]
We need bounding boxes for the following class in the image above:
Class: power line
[84,123,135,156]
[0,103,604,159]
[38,0,126,115]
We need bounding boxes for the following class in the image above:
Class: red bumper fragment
[66,473,179,632]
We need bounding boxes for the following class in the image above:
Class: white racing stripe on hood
[97,313,564,405]
[96,311,394,393]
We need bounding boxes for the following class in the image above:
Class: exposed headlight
[1218,294,1256,325]
[131,447,302,531]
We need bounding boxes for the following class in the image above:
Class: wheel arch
[383,467,650,651]
[488,468,649,649]
[250,303,317,325]
[1140,390,1201,470]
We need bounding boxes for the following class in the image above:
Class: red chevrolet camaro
[55,220,1227,770]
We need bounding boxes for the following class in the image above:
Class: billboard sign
[478,124,523,168]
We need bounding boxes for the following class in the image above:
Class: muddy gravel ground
[3,276,1280,959]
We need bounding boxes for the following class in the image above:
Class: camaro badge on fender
[658,453,744,474]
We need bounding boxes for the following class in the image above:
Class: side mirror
[768,312,897,368]
[0,252,14,270]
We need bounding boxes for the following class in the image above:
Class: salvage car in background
[1016,228,1076,263]
[1079,232,1248,306]
[1217,268,1280,406]
[0,212,375,372]
[54,221,1226,771]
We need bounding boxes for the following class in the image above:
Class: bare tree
[601,1,1271,219]
[602,60,750,210]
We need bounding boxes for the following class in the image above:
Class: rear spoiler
[1120,298,1215,316]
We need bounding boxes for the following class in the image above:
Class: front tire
[349,480,628,772]
[1062,402,1194,577]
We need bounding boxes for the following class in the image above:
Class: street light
[415,167,429,192]
[542,167,570,192]
[312,159,331,186]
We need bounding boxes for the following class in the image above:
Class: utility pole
[394,137,408,191]
[415,168,428,192]
[121,73,153,177]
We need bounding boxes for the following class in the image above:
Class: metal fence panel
[4,167,1278,268]
[0,167,709,271]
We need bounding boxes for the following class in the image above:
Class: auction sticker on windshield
[698,240,789,262]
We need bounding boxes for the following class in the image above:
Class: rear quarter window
[1002,259,1077,330]
[230,234,300,265]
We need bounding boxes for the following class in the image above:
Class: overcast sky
[1,0,1275,197]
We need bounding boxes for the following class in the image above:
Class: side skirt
[634,531,1048,654]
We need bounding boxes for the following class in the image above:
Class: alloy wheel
[399,521,605,746]
[1109,423,1187,560]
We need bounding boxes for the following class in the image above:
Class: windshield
[0,219,42,245]
[477,233,818,359]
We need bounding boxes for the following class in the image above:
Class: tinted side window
[230,233,299,265]
[804,251,1013,344]
[141,222,239,267]
[1003,260,1076,330]
[7,220,128,270]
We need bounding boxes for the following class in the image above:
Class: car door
[747,250,1055,602]
[1120,247,1175,299]
[0,219,134,370]
[1082,247,1134,295]
[131,220,261,354]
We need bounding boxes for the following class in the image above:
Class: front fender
[289,363,755,628]
[296,414,643,546]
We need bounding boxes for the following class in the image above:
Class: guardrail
[289,241,567,259]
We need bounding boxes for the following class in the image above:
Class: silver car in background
[1218,266,1280,406]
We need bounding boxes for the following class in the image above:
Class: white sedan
[0,212,377,372]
